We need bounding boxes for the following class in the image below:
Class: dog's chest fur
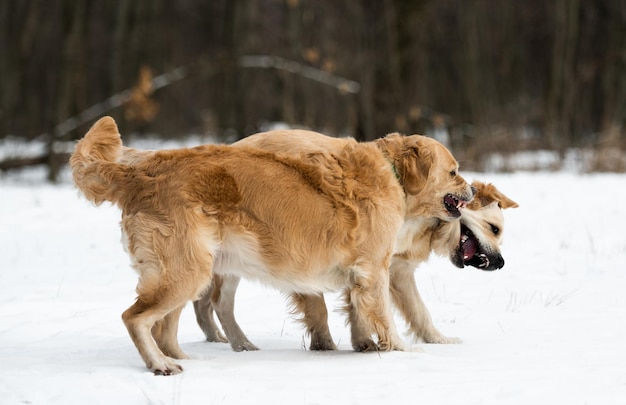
[394,217,439,255]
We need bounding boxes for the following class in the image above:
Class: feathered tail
[69,116,129,205]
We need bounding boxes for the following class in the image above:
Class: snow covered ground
[1,166,626,404]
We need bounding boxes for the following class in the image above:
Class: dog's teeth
[461,235,468,243]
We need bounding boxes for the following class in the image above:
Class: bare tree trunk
[283,0,300,127]
[216,0,246,138]
[0,1,35,137]
[383,0,406,132]
[547,0,580,152]
[600,1,626,146]
[49,0,88,182]
[113,0,131,93]
[351,2,376,141]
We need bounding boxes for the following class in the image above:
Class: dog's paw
[154,365,183,376]
[309,338,338,351]
[424,334,462,344]
[379,338,406,352]
[438,336,462,344]
[231,341,259,352]
[353,338,378,352]
[205,331,228,344]
[150,358,183,376]
[309,331,338,351]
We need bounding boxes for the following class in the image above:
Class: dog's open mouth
[444,194,468,218]
[460,224,491,269]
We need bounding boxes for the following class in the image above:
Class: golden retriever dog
[71,117,473,375]
[186,130,518,352]
[194,179,518,352]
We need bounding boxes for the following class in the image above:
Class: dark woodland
[1,0,625,178]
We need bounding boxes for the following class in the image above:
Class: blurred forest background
[1,0,625,180]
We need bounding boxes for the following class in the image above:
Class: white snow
[2,169,626,404]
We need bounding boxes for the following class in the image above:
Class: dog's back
[238,129,352,155]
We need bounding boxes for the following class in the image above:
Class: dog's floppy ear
[470,181,519,209]
[496,192,519,209]
[378,133,432,195]
[402,139,433,195]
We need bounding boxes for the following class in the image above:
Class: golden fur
[70,117,472,374]
[190,131,518,351]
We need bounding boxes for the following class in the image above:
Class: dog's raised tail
[70,116,128,205]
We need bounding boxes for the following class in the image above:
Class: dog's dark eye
[489,224,500,235]
[449,170,457,176]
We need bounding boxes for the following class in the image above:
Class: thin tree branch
[239,55,361,94]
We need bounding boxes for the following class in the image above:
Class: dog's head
[448,180,519,270]
[376,133,474,221]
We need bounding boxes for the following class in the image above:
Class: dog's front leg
[193,277,228,344]
[345,264,405,352]
[212,274,259,352]
[389,257,461,344]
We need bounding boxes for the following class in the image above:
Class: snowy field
[1,165,626,404]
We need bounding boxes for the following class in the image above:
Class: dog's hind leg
[122,296,187,375]
[212,274,259,351]
[389,257,461,344]
[289,293,337,351]
[124,266,214,375]
[123,222,217,374]
[193,279,228,343]
[153,304,190,359]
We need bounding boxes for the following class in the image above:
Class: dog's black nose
[490,254,505,270]
[482,253,505,271]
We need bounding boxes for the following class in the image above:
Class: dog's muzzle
[458,224,505,271]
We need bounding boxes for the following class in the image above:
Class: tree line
[1,0,625,177]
